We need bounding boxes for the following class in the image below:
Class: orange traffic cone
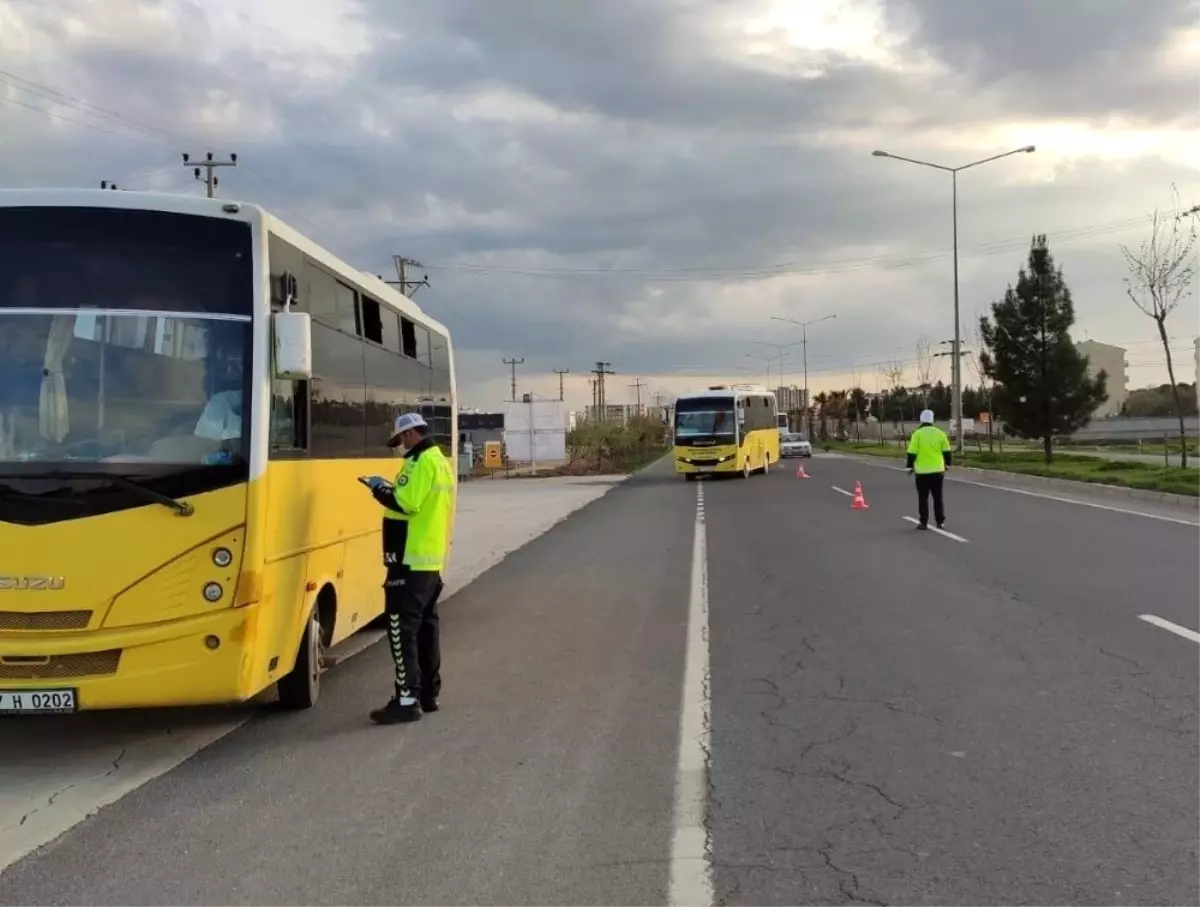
[851,481,869,510]
[796,463,809,479]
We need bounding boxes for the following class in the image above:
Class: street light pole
[745,351,788,388]
[872,144,1035,453]
[770,314,837,434]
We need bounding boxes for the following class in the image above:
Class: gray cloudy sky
[2,0,1197,409]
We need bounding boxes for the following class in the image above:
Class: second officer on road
[906,409,952,531]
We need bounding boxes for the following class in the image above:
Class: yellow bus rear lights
[203,582,224,603]
[212,547,233,568]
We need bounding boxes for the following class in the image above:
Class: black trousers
[915,472,946,526]
[383,565,443,703]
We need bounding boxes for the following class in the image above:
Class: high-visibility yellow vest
[382,444,455,571]
[907,424,951,474]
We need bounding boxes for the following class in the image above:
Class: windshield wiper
[0,470,194,517]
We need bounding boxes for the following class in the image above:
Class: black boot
[420,696,440,713]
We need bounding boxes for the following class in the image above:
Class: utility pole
[502,357,524,402]
[592,361,614,422]
[629,377,645,415]
[387,255,430,298]
[935,339,967,432]
[589,378,598,419]
[182,152,237,198]
[552,368,570,402]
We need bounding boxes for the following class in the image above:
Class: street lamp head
[871,150,889,157]
[1022,145,1036,153]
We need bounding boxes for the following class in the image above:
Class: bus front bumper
[0,605,261,712]
[674,451,740,474]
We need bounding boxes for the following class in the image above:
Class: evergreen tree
[979,235,1107,463]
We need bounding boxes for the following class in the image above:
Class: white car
[780,432,812,458]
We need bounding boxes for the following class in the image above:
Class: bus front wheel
[278,603,323,709]
[741,459,751,479]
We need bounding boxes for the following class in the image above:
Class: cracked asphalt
[707,455,1198,906]
[0,455,1196,906]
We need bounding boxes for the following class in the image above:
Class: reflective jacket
[906,424,952,474]
[373,438,455,571]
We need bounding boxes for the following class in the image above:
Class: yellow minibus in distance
[672,385,780,480]
[0,189,456,713]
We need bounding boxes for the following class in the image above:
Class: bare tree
[1121,189,1197,467]
[914,334,934,406]
[883,358,908,440]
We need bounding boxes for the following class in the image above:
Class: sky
[2,0,1198,411]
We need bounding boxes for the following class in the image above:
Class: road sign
[484,441,503,468]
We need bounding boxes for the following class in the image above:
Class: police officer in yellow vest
[906,409,952,530]
[361,412,455,724]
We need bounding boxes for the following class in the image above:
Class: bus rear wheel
[278,603,323,709]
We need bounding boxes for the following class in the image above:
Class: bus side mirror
[273,310,312,380]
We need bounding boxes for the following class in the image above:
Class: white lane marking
[1138,614,1200,644]
[901,515,969,543]
[831,485,853,496]
[669,482,714,907]
[832,453,1198,527]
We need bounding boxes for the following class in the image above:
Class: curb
[823,449,1199,512]
[949,465,1200,511]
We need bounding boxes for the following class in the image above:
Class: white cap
[919,409,935,424]
[388,412,428,447]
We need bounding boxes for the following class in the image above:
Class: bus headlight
[212,547,233,568]
[203,582,224,603]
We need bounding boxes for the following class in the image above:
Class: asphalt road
[1,455,1196,906]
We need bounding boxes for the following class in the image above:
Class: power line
[502,357,524,402]
[592,361,614,420]
[420,216,1156,284]
[629,377,645,413]
[552,368,570,401]
[181,152,237,198]
[386,256,430,298]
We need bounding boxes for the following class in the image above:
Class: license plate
[0,688,77,715]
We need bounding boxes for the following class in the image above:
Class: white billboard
[503,399,568,464]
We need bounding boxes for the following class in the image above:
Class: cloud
[1,0,1196,411]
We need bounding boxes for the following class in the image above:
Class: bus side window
[271,378,309,453]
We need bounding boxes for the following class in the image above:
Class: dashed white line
[901,516,969,543]
[1138,614,1200,644]
[831,485,853,497]
[669,482,714,907]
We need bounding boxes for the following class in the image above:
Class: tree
[881,358,908,436]
[914,334,935,406]
[979,234,1107,463]
[1121,190,1197,467]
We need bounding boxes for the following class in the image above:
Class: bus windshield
[0,206,253,471]
[675,398,737,445]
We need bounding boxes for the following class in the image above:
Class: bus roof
[0,188,449,339]
[675,386,776,402]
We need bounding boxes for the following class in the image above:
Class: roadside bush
[565,417,670,474]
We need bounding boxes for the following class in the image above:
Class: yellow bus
[0,189,456,713]
[672,385,780,480]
